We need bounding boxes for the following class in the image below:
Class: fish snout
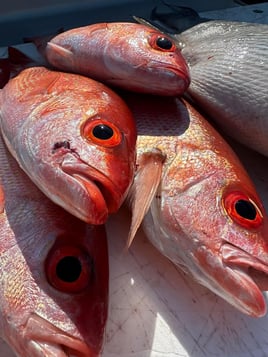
[61,154,124,224]
[145,56,190,96]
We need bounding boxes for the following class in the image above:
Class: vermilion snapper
[136,9,268,156]
[45,22,190,96]
[123,92,268,317]
[0,66,137,224]
[0,133,109,356]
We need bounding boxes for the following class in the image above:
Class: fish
[135,11,268,156]
[0,66,137,225]
[123,92,268,317]
[0,132,109,356]
[45,22,190,96]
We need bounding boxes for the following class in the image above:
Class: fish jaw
[8,313,96,357]
[60,153,124,224]
[122,55,190,96]
[194,244,268,317]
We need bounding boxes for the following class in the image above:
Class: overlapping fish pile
[0,8,268,356]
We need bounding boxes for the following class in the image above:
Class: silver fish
[136,15,268,157]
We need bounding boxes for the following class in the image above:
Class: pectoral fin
[46,42,74,58]
[126,148,166,248]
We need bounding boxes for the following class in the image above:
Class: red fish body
[0,66,137,224]
[124,93,268,317]
[0,133,109,356]
[45,22,190,96]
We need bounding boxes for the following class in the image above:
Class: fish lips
[22,313,96,357]
[147,59,190,95]
[114,59,190,95]
[221,243,268,316]
[61,156,123,225]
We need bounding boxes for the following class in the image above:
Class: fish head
[1,67,137,224]
[103,22,191,95]
[157,144,268,317]
[1,219,108,357]
[45,22,190,96]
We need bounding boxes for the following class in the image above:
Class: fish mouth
[221,243,268,279]
[22,313,97,357]
[61,157,122,224]
[221,243,268,315]
[149,61,190,93]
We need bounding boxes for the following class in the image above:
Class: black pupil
[235,199,257,220]
[92,124,114,140]
[156,37,173,50]
[56,256,82,283]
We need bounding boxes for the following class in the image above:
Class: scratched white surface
[1,2,268,357]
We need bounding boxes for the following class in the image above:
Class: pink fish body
[0,66,137,224]
[125,93,268,317]
[0,134,109,356]
[45,22,190,96]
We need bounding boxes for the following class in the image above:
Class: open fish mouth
[61,158,122,224]
[22,313,95,357]
[221,243,268,291]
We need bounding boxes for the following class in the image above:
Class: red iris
[223,191,263,229]
[148,33,176,52]
[81,118,122,147]
[45,244,93,293]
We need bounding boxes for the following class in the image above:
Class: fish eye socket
[81,118,122,147]
[223,191,263,229]
[45,244,93,294]
[149,34,176,52]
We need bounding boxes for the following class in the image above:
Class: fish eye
[92,124,114,140]
[223,191,263,229]
[81,118,122,147]
[149,34,176,52]
[156,37,174,50]
[45,244,93,293]
[235,199,257,220]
